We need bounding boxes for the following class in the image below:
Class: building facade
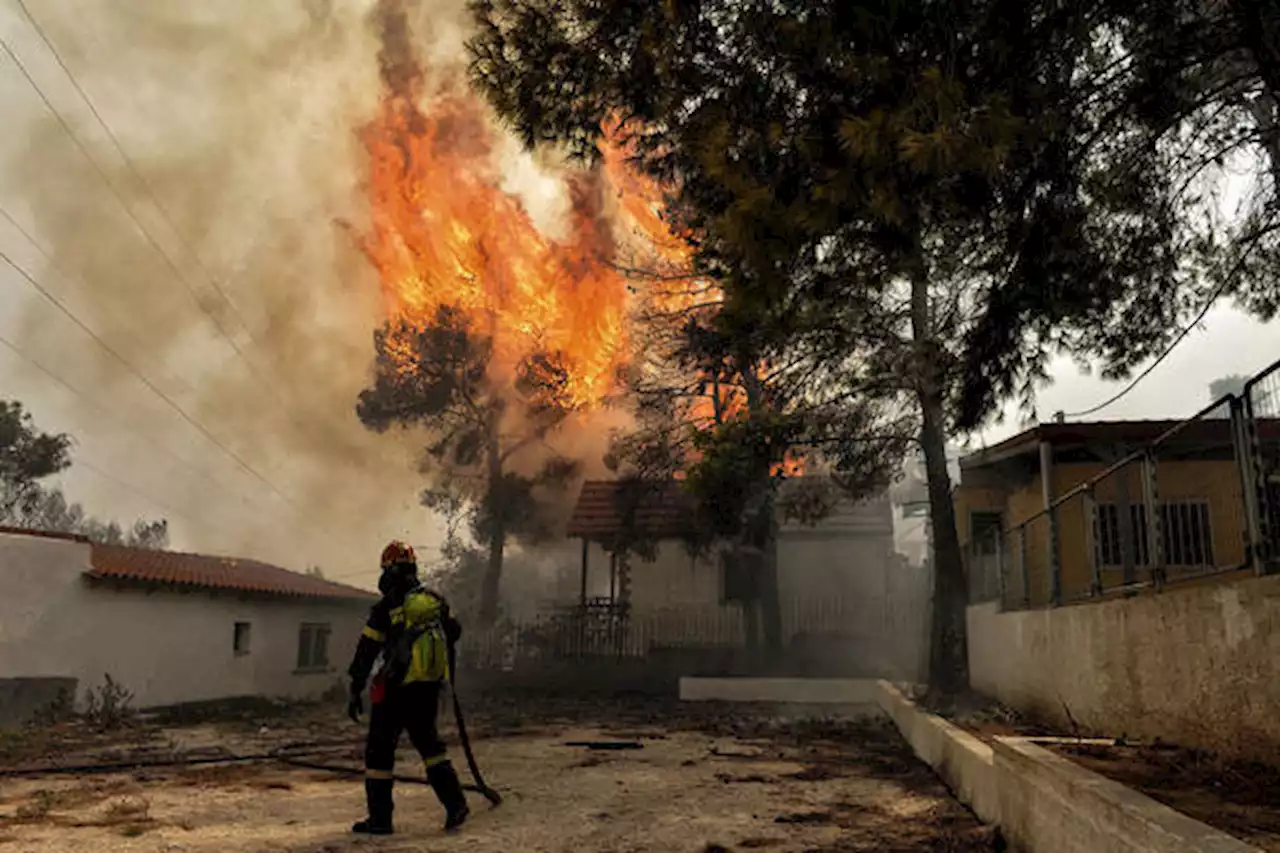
[0,528,373,724]
[953,419,1267,606]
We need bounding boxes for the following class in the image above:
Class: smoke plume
[0,0,628,580]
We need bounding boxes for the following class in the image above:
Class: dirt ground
[0,695,1000,853]
[1047,742,1280,853]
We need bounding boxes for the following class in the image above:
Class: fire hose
[447,635,503,806]
[2,738,498,800]
[3,647,501,805]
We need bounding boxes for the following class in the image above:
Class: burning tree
[604,273,914,652]
[356,305,579,624]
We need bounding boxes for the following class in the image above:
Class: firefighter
[346,540,469,835]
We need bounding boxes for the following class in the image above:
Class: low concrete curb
[874,680,1262,853]
[875,681,1000,823]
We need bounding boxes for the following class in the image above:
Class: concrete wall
[0,677,77,728]
[0,532,367,712]
[968,573,1280,762]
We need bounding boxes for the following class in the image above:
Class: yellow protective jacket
[348,585,461,691]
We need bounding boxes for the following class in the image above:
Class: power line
[1,207,194,395]
[0,22,347,479]
[11,0,257,345]
[0,326,262,524]
[0,34,261,375]
[0,11,421,561]
[1063,233,1271,418]
[0,245,320,527]
[1,22,382,520]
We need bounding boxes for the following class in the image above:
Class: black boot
[426,761,470,831]
[352,777,394,835]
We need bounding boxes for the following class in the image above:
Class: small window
[233,621,251,656]
[297,623,332,671]
[970,511,1004,555]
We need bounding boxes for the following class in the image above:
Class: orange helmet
[380,540,416,569]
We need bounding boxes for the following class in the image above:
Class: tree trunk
[759,494,783,653]
[910,259,969,696]
[478,423,506,626]
[741,364,785,653]
[479,525,505,626]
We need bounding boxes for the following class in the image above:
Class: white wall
[967,574,1280,763]
[0,532,368,708]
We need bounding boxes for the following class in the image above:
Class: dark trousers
[365,680,446,774]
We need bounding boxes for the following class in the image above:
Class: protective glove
[347,690,363,724]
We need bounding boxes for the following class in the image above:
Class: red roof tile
[85,543,375,602]
[566,479,696,541]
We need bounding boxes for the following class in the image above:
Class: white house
[561,479,930,679]
[0,527,374,725]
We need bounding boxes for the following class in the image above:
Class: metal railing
[457,593,931,671]
[1244,361,1280,569]
[993,356,1280,611]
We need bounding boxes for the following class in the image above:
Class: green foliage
[1,400,167,547]
[356,304,579,620]
[18,485,168,548]
[0,400,72,521]
[470,0,1280,432]
[470,0,1280,686]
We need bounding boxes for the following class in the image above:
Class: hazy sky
[2,1,1276,589]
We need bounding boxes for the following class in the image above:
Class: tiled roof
[85,543,375,602]
[566,479,696,541]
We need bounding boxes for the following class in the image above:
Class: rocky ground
[0,693,1000,853]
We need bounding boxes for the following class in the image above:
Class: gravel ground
[0,695,999,853]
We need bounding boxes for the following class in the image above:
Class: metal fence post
[1084,486,1101,596]
[995,529,1007,609]
[1049,504,1062,606]
[1232,396,1265,575]
[1244,361,1280,572]
[1142,451,1165,590]
[1017,526,1030,607]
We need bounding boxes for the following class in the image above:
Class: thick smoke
[1,0,473,576]
[1,0,625,581]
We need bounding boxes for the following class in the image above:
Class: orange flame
[356,92,653,408]
[353,68,804,477]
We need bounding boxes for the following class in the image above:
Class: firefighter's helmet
[380,540,416,570]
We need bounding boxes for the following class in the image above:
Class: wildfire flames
[355,1,802,477]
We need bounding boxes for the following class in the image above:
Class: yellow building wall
[956,457,1248,604]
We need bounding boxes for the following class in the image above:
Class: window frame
[1094,499,1214,569]
[969,510,1004,555]
[296,622,333,673]
[233,621,251,656]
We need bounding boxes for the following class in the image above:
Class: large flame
[357,92,643,407]
[353,26,803,477]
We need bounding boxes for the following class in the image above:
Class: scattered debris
[774,810,833,825]
[563,740,644,751]
[715,772,772,784]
